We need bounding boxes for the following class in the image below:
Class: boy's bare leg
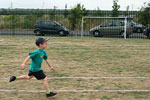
[10,75,33,82]
[43,77,49,90]
[18,75,33,80]
[43,77,57,97]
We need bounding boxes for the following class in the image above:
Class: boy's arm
[20,56,30,68]
[45,59,55,72]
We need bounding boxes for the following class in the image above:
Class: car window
[103,21,113,27]
[36,21,41,25]
[48,21,57,26]
[41,21,48,26]
[41,21,56,26]
[113,21,123,26]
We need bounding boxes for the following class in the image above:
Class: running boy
[9,37,57,97]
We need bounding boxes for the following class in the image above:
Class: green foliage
[33,9,44,17]
[49,6,57,20]
[124,5,129,16]
[23,15,37,29]
[139,2,150,27]
[82,6,88,16]
[68,4,88,30]
[64,4,69,18]
[95,7,102,16]
[3,14,20,29]
[0,9,7,14]
[111,0,120,17]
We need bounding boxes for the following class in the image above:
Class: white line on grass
[1,89,150,93]
[1,50,150,52]
[47,77,150,79]
[0,39,4,42]
[2,77,150,80]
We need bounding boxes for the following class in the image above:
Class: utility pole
[42,0,45,9]
[10,2,13,9]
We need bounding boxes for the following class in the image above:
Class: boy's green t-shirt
[29,49,48,72]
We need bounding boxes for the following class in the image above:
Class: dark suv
[34,20,69,36]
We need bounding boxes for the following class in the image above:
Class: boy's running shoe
[46,92,57,97]
[9,76,16,82]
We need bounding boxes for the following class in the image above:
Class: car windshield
[130,21,137,25]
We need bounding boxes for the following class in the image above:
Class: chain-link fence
[0,9,149,39]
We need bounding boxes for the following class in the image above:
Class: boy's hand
[50,67,55,72]
[21,56,30,68]
[20,63,26,68]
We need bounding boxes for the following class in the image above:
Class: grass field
[1,36,150,100]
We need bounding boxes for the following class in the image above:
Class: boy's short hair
[35,37,50,46]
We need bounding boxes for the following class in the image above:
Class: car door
[39,21,49,33]
[102,21,113,35]
[112,21,124,35]
[47,21,60,34]
[41,21,59,34]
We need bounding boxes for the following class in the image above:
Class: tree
[111,0,120,17]
[139,2,150,27]
[95,7,102,16]
[68,4,87,30]
[49,6,57,20]
[0,9,7,15]
[81,5,88,16]
[124,5,129,16]
[64,4,68,18]
[34,9,44,18]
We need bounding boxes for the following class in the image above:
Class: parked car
[89,20,146,38]
[130,21,146,33]
[144,28,150,38]
[34,20,69,36]
[89,20,133,38]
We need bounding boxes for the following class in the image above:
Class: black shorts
[28,70,46,80]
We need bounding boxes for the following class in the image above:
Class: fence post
[81,17,84,38]
[124,16,127,39]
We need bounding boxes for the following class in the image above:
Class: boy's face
[39,41,47,49]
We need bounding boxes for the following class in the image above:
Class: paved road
[0,29,34,35]
[0,29,148,39]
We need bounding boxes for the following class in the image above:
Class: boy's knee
[44,77,48,81]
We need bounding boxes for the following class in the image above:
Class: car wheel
[93,31,101,37]
[41,32,45,36]
[126,34,129,38]
[59,31,65,36]
[35,31,41,36]
[147,34,150,39]
[146,28,150,39]
[137,28,142,33]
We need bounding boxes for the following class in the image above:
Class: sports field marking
[47,77,150,79]
[1,89,150,93]
[1,50,150,52]
[2,77,150,80]
[0,39,4,42]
